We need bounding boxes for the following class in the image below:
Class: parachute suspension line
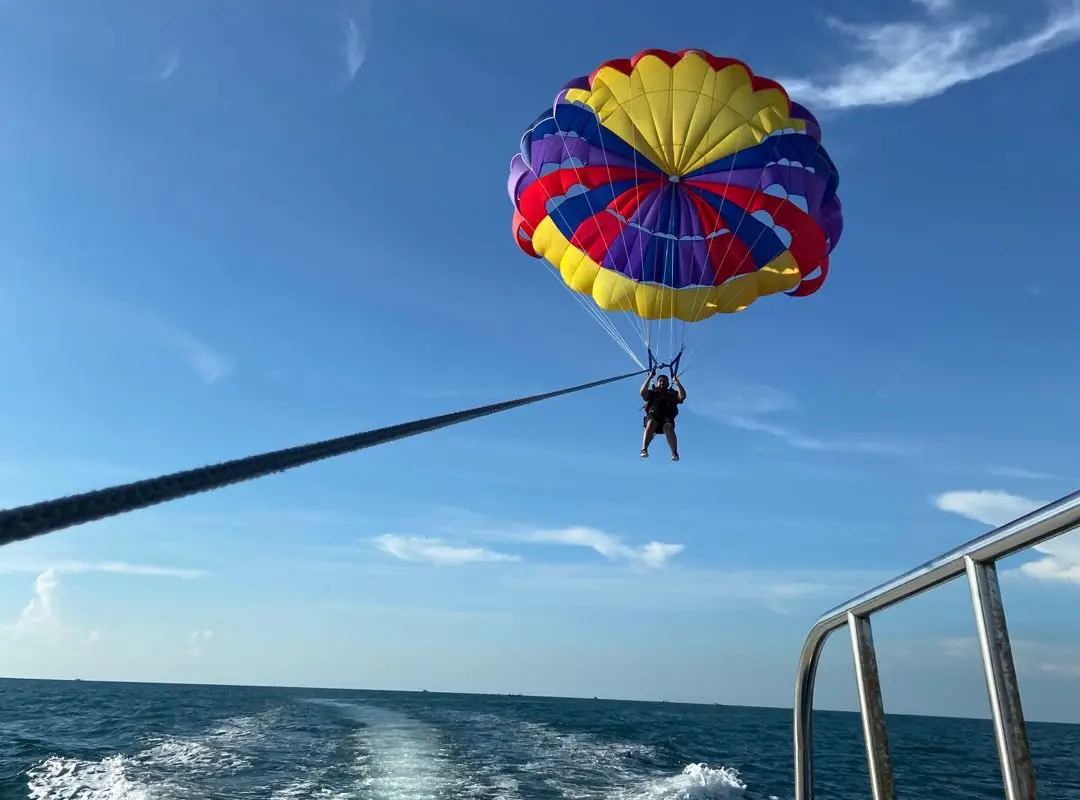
[559,82,652,357]
[676,102,774,371]
[625,61,681,370]
[541,100,653,364]
[533,230,643,368]
[523,107,645,370]
[0,368,647,549]
[680,106,828,347]
[627,73,653,357]
[537,260,644,369]
[559,63,653,358]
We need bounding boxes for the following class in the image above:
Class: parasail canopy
[508,48,844,371]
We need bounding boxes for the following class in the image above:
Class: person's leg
[641,418,659,456]
[663,422,679,460]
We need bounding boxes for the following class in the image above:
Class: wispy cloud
[986,466,1056,481]
[156,327,232,384]
[938,635,973,658]
[159,52,180,80]
[912,0,954,14]
[527,526,683,569]
[65,561,204,579]
[372,515,684,570]
[0,560,204,579]
[937,635,1080,678]
[1039,661,1080,678]
[373,534,521,566]
[3,257,233,384]
[329,507,889,613]
[692,382,915,456]
[500,563,888,615]
[783,0,1080,109]
[341,0,372,80]
[724,416,915,455]
[932,489,1080,585]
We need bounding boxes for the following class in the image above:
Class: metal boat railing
[793,490,1080,800]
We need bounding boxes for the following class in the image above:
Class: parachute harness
[647,347,684,378]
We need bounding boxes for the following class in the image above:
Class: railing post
[964,556,1037,800]
[847,612,896,800]
[793,629,831,800]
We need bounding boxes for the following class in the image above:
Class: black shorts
[644,412,676,430]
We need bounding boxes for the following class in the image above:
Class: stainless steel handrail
[793,490,1080,800]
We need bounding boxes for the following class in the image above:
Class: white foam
[447,714,658,798]
[24,710,277,798]
[270,773,354,800]
[613,763,747,800]
[437,712,753,800]
[333,703,456,800]
[515,719,656,786]
[27,754,154,800]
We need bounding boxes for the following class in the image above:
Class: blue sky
[1,0,1080,722]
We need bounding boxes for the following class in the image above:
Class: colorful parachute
[508,48,843,369]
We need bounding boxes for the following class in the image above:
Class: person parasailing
[640,370,686,461]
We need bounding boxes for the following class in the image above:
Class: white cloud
[527,526,684,569]
[692,382,915,456]
[932,489,1080,586]
[342,0,372,80]
[372,514,682,570]
[1019,532,1080,584]
[2,561,204,641]
[373,534,521,566]
[9,568,60,637]
[361,511,874,613]
[933,490,1041,527]
[782,1,1080,109]
[188,629,214,656]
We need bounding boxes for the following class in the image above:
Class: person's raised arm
[640,371,654,400]
[673,375,686,402]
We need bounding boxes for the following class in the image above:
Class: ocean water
[0,679,1077,800]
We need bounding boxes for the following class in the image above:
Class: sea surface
[0,679,1077,800]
